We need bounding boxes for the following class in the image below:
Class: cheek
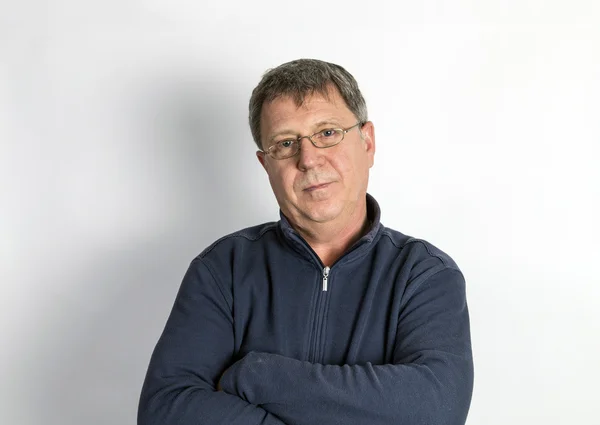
[268,167,296,194]
[331,152,357,179]
[332,150,370,187]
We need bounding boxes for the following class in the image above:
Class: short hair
[249,59,368,150]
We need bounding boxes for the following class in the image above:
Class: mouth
[304,182,331,192]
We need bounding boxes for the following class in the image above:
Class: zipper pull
[322,266,330,291]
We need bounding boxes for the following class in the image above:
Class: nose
[296,137,325,171]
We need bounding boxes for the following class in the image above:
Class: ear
[360,121,376,167]
[256,150,269,172]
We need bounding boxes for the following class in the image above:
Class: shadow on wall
[30,73,270,425]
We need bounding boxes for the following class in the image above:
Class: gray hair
[249,59,368,150]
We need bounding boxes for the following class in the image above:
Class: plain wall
[1,1,599,424]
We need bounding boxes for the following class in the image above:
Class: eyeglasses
[262,122,363,160]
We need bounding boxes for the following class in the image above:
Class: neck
[289,201,370,267]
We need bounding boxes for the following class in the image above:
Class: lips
[304,182,331,191]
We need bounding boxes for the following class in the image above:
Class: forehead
[260,88,354,138]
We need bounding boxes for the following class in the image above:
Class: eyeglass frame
[260,122,364,160]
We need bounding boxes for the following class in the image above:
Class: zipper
[284,220,376,362]
[322,266,330,291]
[309,267,330,362]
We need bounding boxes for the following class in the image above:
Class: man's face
[256,87,375,229]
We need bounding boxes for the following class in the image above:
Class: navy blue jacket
[138,195,473,425]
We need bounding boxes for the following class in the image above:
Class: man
[138,59,474,425]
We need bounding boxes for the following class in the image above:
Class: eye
[279,139,295,149]
[320,129,337,138]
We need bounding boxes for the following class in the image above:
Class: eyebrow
[267,120,343,144]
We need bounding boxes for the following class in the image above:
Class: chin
[302,201,344,223]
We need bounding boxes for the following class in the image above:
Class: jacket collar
[277,193,382,267]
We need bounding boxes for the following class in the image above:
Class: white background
[1,1,599,424]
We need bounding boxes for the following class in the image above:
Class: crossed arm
[138,259,287,425]
[138,259,473,425]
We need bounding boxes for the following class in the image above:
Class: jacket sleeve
[219,267,473,425]
[138,258,288,425]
